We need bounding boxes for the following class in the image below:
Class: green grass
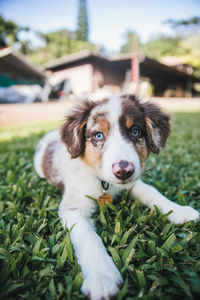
[0,113,200,300]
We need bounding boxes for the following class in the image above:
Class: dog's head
[61,94,170,185]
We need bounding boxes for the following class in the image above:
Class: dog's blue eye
[95,132,104,140]
[131,127,140,137]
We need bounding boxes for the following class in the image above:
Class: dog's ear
[143,102,170,154]
[60,100,95,158]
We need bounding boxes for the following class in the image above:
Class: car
[0,84,49,104]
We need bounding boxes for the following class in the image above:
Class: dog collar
[101,180,109,192]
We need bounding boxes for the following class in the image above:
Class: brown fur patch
[89,111,110,134]
[60,100,96,158]
[82,141,102,171]
[143,102,171,153]
[135,140,149,168]
[120,94,170,155]
[42,141,64,191]
[119,95,146,143]
[126,118,133,129]
[60,98,109,159]
[145,116,153,134]
[98,118,110,136]
[118,95,149,167]
[82,113,110,169]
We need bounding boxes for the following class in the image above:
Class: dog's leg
[58,201,123,300]
[131,179,199,224]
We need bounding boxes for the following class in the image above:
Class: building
[46,50,200,97]
[0,47,50,103]
[0,47,46,87]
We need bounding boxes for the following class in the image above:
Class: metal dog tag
[97,193,113,207]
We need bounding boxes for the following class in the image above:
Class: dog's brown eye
[130,127,141,138]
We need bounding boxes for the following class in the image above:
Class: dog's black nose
[112,160,135,181]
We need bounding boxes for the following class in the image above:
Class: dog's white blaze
[101,128,141,183]
[103,95,121,125]
[100,96,141,183]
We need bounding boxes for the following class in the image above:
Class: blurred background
[0,0,200,126]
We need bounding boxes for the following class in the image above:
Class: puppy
[34,94,199,300]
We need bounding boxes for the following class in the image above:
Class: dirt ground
[1,97,200,128]
[0,100,73,128]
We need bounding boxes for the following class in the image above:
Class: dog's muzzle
[112,160,135,181]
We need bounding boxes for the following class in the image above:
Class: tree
[0,15,31,52]
[77,0,89,41]
[120,30,140,54]
[0,15,19,45]
[139,35,186,60]
[27,29,99,65]
[163,16,200,76]
[40,29,74,56]
[164,16,200,35]
[119,16,200,77]
[20,40,33,55]
[119,29,186,59]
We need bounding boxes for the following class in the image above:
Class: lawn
[0,113,200,300]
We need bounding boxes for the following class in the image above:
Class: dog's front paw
[168,205,200,224]
[81,258,123,300]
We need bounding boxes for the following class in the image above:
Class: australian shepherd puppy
[34,94,199,300]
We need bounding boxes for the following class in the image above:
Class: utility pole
[131,39,139,93]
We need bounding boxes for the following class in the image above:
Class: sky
[1,0,200,52]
